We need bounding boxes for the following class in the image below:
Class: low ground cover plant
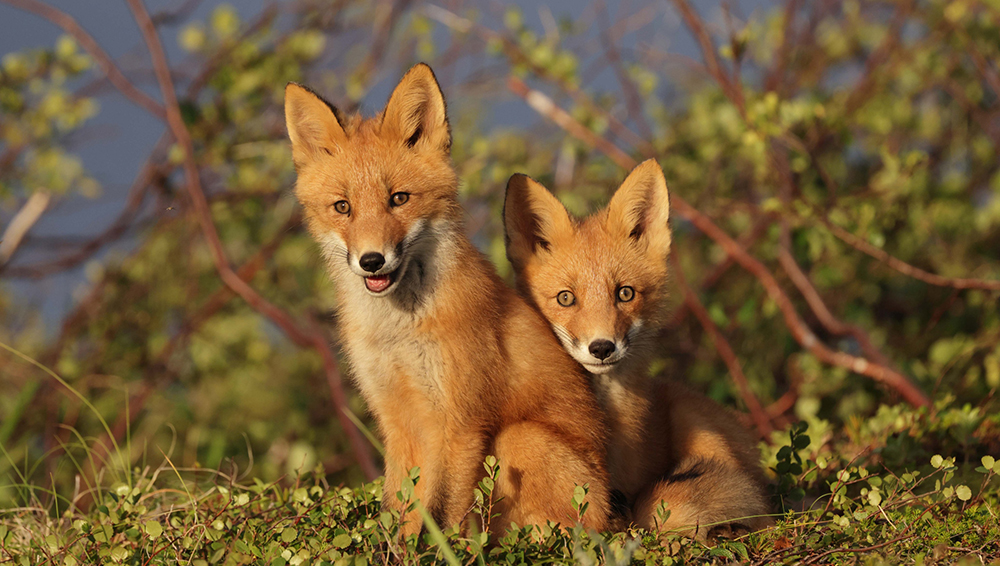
[1,350,998,565]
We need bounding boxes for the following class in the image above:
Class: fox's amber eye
[557,290,575,307]
[617,286,635,302]
[333,200,350,215]
[390,192,410,207]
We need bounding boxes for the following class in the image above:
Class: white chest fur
[336,283,446,403]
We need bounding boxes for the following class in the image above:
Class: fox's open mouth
[364,269,397,294]
[582,359,620,374]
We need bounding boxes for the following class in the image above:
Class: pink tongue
[365,275,391,293]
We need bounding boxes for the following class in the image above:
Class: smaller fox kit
[285,64,610,536]
[504,160,771,539]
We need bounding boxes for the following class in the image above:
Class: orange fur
[504,160,772,539]
[284,64,609,536]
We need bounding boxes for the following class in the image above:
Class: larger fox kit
[504,160,771,539]
[284,64,610,534]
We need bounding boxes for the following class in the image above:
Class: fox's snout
[350,245,401,277]
[358,252,385,273]
[552,324,634,374]
[588,339,617,360]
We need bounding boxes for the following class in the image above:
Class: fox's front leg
[441,425,489,531]
[377,384,447,537]
[381,438,424,538]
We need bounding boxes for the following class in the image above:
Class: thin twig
[0,191,51,264]
[777,227,895,369]
[668,0,745,115]
[507,76,635,168]
[1,134,171,278]
[125,0,378,481]
[671,253,773,436]
[666,216,771,329]
[842,0,915,115]
[426,4,653,154]
[1,0,166,120]
[597,0,655,141]
[820,216,1000,291]
[763,0,801,94]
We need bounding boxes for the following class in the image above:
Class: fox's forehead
[301,126,451,195]
[545,220,643,291]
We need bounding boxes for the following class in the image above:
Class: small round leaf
[955,485,972,501]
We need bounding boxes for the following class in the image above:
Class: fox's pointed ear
[285,83,347,167]
[504,174,574,272]
[606,159,671,258]
[381,63,451,153]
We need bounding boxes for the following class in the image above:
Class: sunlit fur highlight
[504,160,772,540]
[285,64,610,537]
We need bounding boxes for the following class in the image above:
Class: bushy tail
[633,456,773,540]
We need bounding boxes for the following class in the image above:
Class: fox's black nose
[588,339,616,360]
[359,252,385,273]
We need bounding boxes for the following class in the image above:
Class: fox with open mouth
[285,64,611,536]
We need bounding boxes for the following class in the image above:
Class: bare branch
[843,0,915,115]
[507,77,635,169]
[0,135,170,279]
[427,5,653,154]
[0,191,50,265]
[668,0,745,115]
[763,0,801,94]
[820,217,1000,291]
[777,227,894,369]
[671,252,773,436]
[1,0,166,120]
[125,0,378,480]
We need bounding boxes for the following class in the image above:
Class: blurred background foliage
[1,0,999,509]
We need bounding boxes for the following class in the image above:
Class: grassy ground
[2,416,998,566]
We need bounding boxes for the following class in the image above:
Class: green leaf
[280,527,297,543]
[955,485,972,501]
[144,520,163,539]
[331,533,352,549]
[709,547,734,559]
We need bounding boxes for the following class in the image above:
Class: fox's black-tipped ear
[381,63,451,154]
[284,82,347,167]
[503,174,574,273]
[606,159,671,258]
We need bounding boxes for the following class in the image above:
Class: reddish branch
[776,244,890,367]
[426,5,653,154]
[669,0,745,115]
[1,0,166,120]
[125,0,377,480]
[842,0,916,115]
[597,0,655,141]
[763,0,801,94]
[671,253,773,436]
[820,216,1000,292]
[667,216,771,329]
[156,212,303,365]
[507,76,635,168]
[508,79,931,408]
